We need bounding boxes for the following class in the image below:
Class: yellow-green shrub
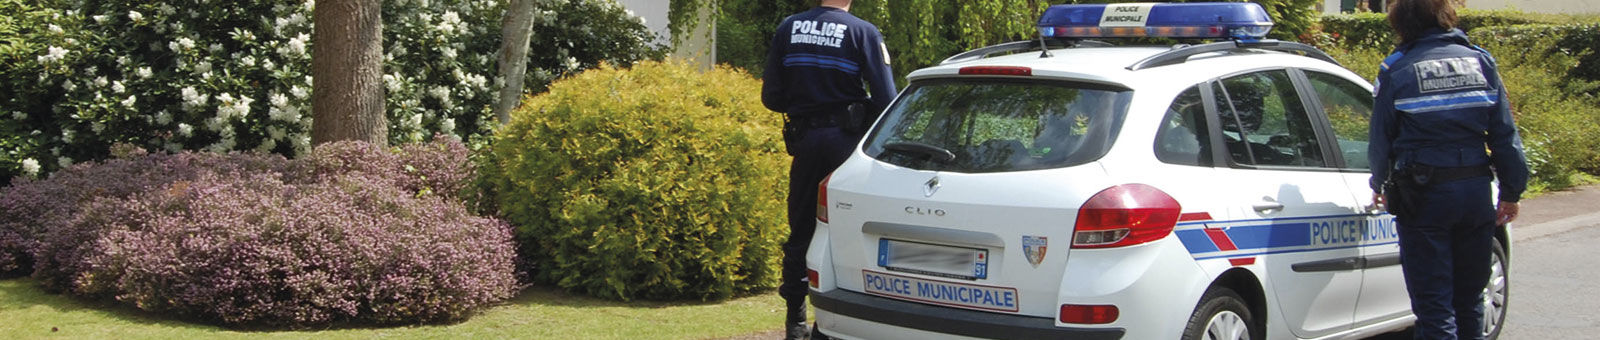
[482,60,787,301]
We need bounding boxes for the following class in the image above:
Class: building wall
[1466,0,1599,14]
[615,0,716,70]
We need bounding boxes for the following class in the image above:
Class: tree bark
[494,0,539,124]
[312,0,387,146]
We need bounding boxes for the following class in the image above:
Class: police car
[805,3,1511,340]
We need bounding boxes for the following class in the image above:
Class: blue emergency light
[1037,2,1273,40]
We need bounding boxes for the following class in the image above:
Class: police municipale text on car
[805,3,1511,340]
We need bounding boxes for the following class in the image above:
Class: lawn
[0,278,784,339]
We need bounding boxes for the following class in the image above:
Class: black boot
[784,299,809,340]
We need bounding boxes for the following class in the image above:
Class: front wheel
[1182,287,1260,340]
[1481,239,1508,339]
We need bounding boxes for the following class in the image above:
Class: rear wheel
[1182,287,1258,340]
[1481,240,1508,340]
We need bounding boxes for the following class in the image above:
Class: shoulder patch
[1379,51,1405,73]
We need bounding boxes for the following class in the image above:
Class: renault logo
[923,176,941,197]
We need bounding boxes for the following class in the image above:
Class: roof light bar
[1037,3,1273,40]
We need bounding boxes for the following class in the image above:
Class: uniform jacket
[761,6,897,117]
[1368,28,1529,202]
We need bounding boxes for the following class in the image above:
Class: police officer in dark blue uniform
[1368,0,1529,339]
[762,0,896,338]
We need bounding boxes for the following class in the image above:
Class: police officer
[1368,0,1529,339]
[761,0,895,338]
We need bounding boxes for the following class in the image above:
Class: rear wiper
[883,142,956,163]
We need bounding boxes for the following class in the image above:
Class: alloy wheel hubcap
[1482,252,1507,337]
[1204,310,1250,340]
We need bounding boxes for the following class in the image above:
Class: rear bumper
[811,288,1124,340]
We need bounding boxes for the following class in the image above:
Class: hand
[1496,201,1520,224]
[1371,192,1386,212]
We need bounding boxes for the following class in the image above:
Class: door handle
[1252,202,1285,213]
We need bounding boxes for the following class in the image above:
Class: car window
[1214,70,1325,168]
[863,80,1133,172]
[1304,71,1374,169]
[1155,86,1212,167]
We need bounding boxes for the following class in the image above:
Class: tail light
[807,268,820,289]
[1072,184,1181,248]
[1060,304,1120,324]
[816,174,832,223]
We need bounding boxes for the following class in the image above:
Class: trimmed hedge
[483,60,787,301]
[0,137,516,327]
[1319,10,1565,50]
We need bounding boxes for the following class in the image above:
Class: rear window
[863,79,1133,172]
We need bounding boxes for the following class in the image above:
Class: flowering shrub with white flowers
[1,0,663,181]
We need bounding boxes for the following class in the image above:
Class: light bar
[1037,3,1273,40]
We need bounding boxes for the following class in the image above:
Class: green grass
[0,278,785,340]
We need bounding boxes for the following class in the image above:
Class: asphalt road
[1369,184,1600,339]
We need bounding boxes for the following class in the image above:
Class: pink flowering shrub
[0,138,514,327]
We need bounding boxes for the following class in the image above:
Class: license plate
[861,270,1019,312]
[877,238,987,280]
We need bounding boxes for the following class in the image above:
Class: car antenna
[1038,35,1054,58]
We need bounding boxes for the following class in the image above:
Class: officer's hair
[1387,0,1458,44]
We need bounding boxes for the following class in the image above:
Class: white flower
[155,110,172,124]
[57,157,73,168]
[61,129,73,143]
[429,86,450,100]
[111,80,125,93]
[178,123,194,136]
[208,43,223,54]
[270,93,289,108]
[158,3,176,16]
[262,59,276,71]
[20,159,40,178]
[204,116,226,131]
[38,46,68,63]
[92,76,108,88]
[93,15,109,23]
[61,80,77,91]
[441,118,456,134]
[195,61,212,74]
[442,47,457,60]
[117,56,129,66]
[564,57,580,71]
[241,55,256,67]
[128,10,143,22]
[384,74,402,93]
[255,138,277,153]
[136,67,152,79]
[169,37,195,52]
[181,86,209,111]
[10,111,24,120]
[290,85,308,99]
[48,24,63,34]
[121,95,137,108]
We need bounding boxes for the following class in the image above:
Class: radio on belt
[1036,2,1274,39]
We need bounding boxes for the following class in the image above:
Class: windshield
[863,79,1133,172]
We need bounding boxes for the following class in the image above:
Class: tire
[1182,287,1260,340]
[1481,240,1509,340]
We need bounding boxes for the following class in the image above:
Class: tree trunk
[494,0,539,124]
[312,0,387,146]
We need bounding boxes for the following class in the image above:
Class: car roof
[908,43,1360,93]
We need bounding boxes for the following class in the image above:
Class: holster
[781,117,804,156]
[840,101,873,135]
[1382,164,1492,218]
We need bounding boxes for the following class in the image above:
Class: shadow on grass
[0,277,233,334]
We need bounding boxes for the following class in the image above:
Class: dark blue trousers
[781,127,857,305]
[1398,176,1496,340]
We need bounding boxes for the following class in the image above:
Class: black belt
[1409,164,1493,184]
[788,112,843,129]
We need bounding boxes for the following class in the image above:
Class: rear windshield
[863,79,1133,172]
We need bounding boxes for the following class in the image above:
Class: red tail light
[816,174,832,223]
[807,268,820,289]
[1072,184,1181,248]
[959,66,1032,76]
[1060,304,1120,324]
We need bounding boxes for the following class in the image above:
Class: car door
[1299,69,1411,326]
[1206,69,1365,339]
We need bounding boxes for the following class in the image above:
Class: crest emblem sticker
[923,176,941,197]
[1023,236,1048,267]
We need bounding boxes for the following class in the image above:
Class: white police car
[805,3,1511,340]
